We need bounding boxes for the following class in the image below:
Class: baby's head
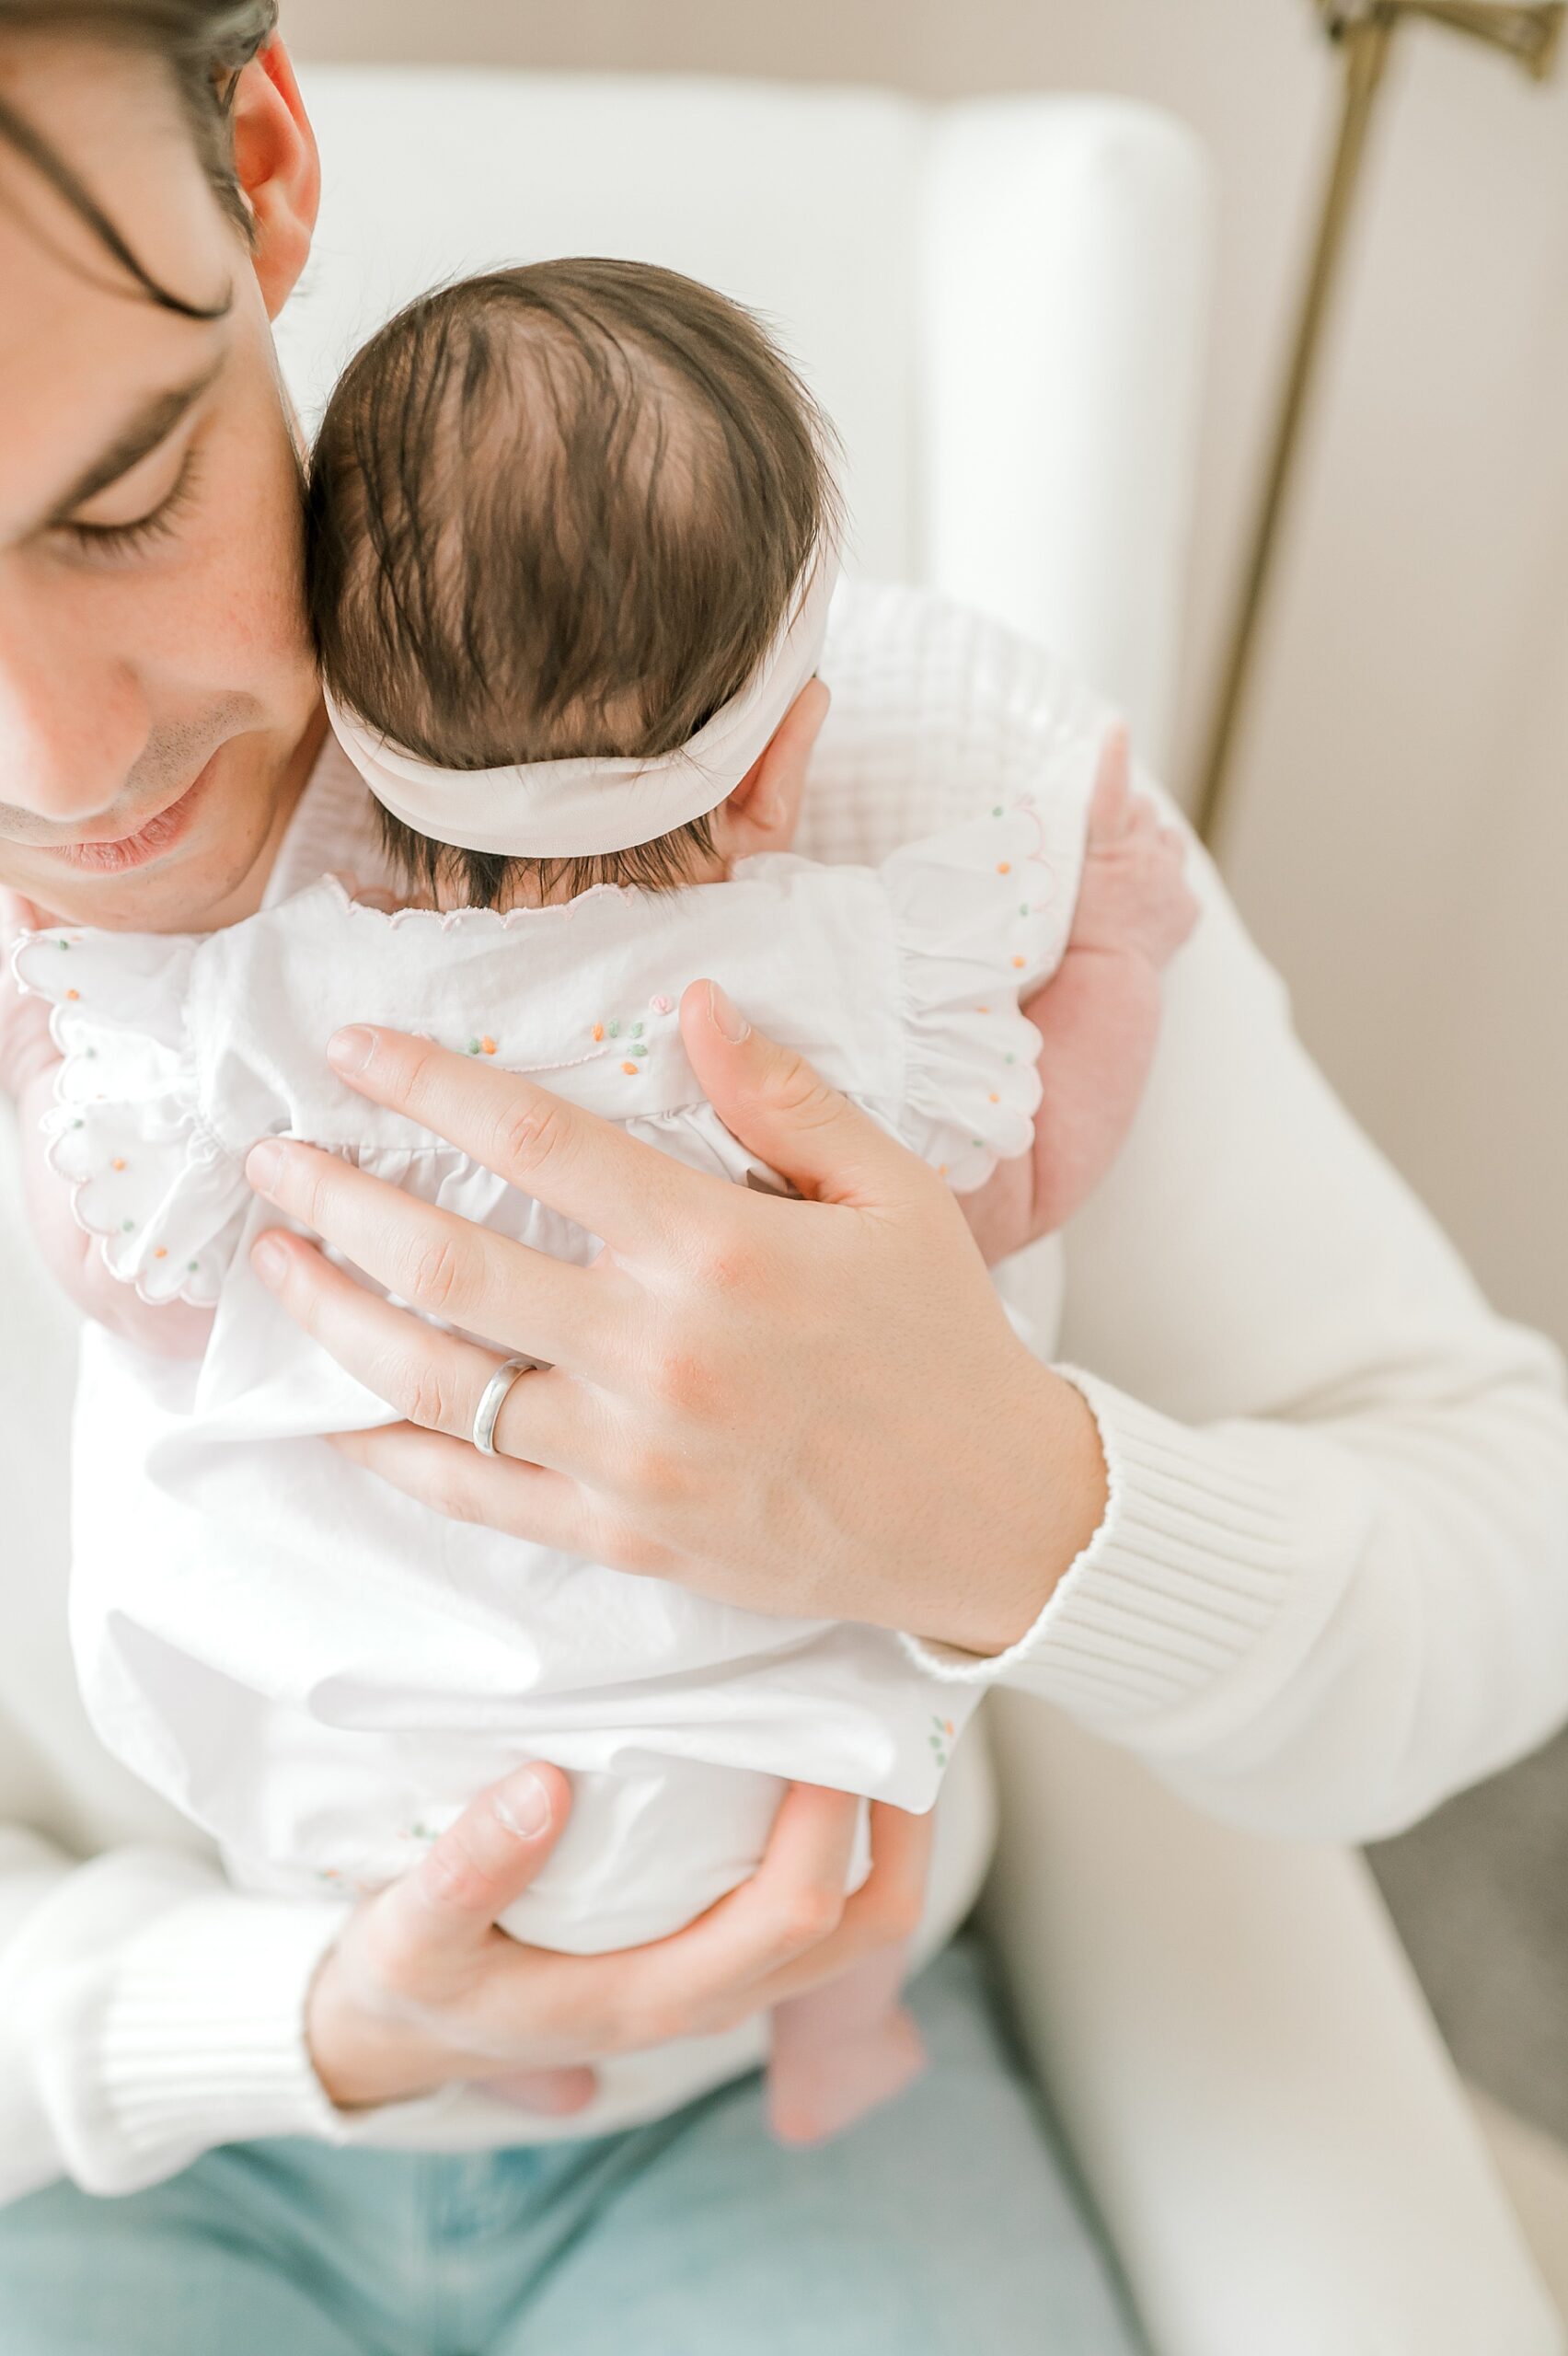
[306,259,841,908]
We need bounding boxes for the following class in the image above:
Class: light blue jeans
[0,1940,1145,2354]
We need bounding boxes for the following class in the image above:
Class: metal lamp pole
[1192,0,1563,855]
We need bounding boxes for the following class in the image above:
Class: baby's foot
[767,2004,927,2148]
[1069,726,1198,968]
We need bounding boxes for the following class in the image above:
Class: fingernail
[251,1233,289,1288]
[494,1769,553,1840]
[706,981,750,1045]
[328,1025,376,1075]
[247,1140,285,1194]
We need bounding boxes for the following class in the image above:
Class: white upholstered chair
[0,64,1557,2353]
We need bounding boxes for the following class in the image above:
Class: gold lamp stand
[1193,0,1563,854]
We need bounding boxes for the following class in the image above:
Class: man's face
[0,37,320,931]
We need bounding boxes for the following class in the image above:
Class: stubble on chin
[0,704,304,934]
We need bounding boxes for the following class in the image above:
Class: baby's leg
[1027,728,1198,1234]
[767,1940,926,2147]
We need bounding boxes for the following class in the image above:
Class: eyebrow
[40,352,226,528]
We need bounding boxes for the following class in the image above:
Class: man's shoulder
[804,580,1111,864]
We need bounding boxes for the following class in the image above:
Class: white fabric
[323,549,838,858]
[12,663,1090,1958]
[0,68,1558,2346]
[2,584,1567,2356]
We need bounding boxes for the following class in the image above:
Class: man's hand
[308,1760,931,2109]
[245,987,1108,1658]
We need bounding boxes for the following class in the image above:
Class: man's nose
[0,584,147,826]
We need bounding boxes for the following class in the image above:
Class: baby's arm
[2,918,213,1357]
[1027,729,1197,1232]
[971,731,1198,1256]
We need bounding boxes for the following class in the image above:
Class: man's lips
[49,756,217,875]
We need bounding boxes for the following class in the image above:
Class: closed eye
[57,444,204,563]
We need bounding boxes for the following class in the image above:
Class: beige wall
[282,0,1568,1347]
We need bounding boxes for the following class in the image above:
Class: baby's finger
[1084,723,1132,845]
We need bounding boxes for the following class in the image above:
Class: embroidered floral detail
[928,1714,957,1768]
[588,993,677,1078]
[466,1035,499,1057]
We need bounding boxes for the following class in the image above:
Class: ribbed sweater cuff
[97,1892,359,2154]
[903,1366,1302,1727]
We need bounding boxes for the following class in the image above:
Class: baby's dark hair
[306,257,840,907]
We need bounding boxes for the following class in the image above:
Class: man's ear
[721,680,831,857]
[230,40,320,319]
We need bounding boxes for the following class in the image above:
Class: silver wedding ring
[470,1356,535,1456]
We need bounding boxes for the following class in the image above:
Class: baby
[2,259,1195,2144]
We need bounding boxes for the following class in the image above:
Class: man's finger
[248,1230,607,1472]
[320,1027,733,1253]
[329,1420,604,1557]
[374,1761,572,1965]
[245,1138,611,1372]
[480,2065,600,2115]
[570,1784,861,2038]
[744,1802,933,2009]
[678,982,932,1212]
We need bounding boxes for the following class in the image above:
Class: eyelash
[62,445,204,562]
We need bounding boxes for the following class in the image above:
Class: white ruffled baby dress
[14,732,1093,1952]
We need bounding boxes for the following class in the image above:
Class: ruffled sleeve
[879,788,1088,1192]
[9,926,248,1308]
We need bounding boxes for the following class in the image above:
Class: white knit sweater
[2,583,1566,2200]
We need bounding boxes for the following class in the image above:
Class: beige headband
[324,550,838,859]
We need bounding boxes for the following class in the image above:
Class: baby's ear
[720,680,831,856]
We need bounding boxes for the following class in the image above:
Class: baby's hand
[0,894,59,1101]
[1067,727,1198,969]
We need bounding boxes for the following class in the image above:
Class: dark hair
[306,259,840,909]
[0,1,277,314]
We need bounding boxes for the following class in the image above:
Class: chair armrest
[980,1691,1563,2356]
[918,97,1212,772]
